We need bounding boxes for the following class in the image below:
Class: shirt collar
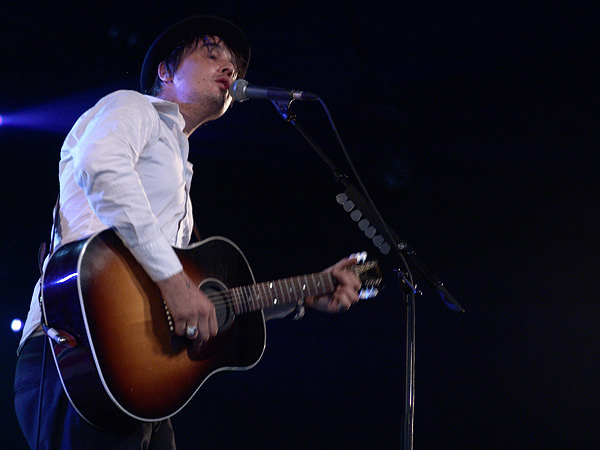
[144,95,186,131]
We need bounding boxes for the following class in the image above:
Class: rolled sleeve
[68,90,188,281]
[126,233,183,282]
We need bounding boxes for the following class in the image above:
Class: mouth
[215,78,230,91]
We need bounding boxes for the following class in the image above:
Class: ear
[158,62,173,83]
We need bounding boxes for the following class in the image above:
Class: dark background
[1,1,598,448]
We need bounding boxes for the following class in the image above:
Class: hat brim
[140,15,250,93]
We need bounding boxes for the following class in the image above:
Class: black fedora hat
[140,15,250,93]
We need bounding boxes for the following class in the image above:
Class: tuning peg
[336,193,348,205]
[365,226,376,238]
[359,286,379,300]
[349,251,367,263]
[372,235,385,247]
[358,219,369,231]
[354,251,367,263]
[379,242,391,255]
[343,200,355,212]
[350,209,362,221]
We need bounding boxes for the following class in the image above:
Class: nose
[220,59,235,78]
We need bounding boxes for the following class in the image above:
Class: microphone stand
[270,99,464,450]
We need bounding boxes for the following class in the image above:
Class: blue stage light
[0,84,121,133]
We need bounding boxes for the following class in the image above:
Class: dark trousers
[14,335,176,450]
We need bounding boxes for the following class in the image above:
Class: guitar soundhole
[200,278,234,332]
[187,279,236,362]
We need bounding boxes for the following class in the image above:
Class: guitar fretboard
[230,272,336,314]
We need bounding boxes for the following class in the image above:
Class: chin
[213,96,234,118]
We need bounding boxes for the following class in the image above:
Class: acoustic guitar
[41,228,381,430]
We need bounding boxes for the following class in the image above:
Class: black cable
[35,336,48,450]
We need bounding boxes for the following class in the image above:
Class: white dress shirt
[20,90,194,348]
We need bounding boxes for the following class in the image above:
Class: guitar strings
[192,265,373,314]
[202,272,336,314]
[162,265,377,330]
[168,265,373,315]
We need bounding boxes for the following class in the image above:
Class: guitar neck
[230,272,336,314]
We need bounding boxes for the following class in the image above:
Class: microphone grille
[229,79,249,102]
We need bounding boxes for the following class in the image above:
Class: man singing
[15,15,361,449]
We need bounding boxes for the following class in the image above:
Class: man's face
[170,36,238,120]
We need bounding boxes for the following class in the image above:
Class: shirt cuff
[127,234,183,282]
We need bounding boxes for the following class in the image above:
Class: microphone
[229,79,318,102]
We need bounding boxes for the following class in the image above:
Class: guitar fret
[257,283,263,308]
[256,282,266,310]
[283,278,290,304]
[274,281,280,306]
[282,279,289,304]
[270,281,277,306]
[323,273,333,292]
[248,285,255,312]
[292,277,302,302]
[274,280,281,306]
[236,287,243,314]
[245,285,252,313]
[231,287,240,315]
[261,284,266,309]
[240,286,245,313]
[254,284,265,308]
[264,283,270,308]
[253,284,263,310]
[236,286,243,313]
[326,272,335,292]
[289,277,297,302]
[291,276,300,302]
[298,276,306,298]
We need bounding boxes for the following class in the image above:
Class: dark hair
[148,35,248,96]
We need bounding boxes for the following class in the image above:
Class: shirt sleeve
[69,90,183,282]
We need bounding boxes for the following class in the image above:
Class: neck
[177,104,209,136]
[158,91,228,137]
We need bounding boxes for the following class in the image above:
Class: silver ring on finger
[185,325,197,338]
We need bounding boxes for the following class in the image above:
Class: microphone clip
[271,99,296,122]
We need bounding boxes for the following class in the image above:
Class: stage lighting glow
[0,114,3,126]
[0,84,121,133]
[11,319,23,332]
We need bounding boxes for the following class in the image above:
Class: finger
[173,318,185,337]
[335,285,360,307]
[332,267,362,292]
[326,293,348,313]
[327,298,340,313]
[196,318,210,342]
[333,298,350,313]
[183,321,198,340]
[196,305,216,342]
[332,257,357,271]
[208,308,219,337]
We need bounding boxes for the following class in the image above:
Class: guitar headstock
[351,252,383,300]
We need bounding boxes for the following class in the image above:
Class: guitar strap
[49,196,60,255]
[192,223,202,242]
[37,195,60,308]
